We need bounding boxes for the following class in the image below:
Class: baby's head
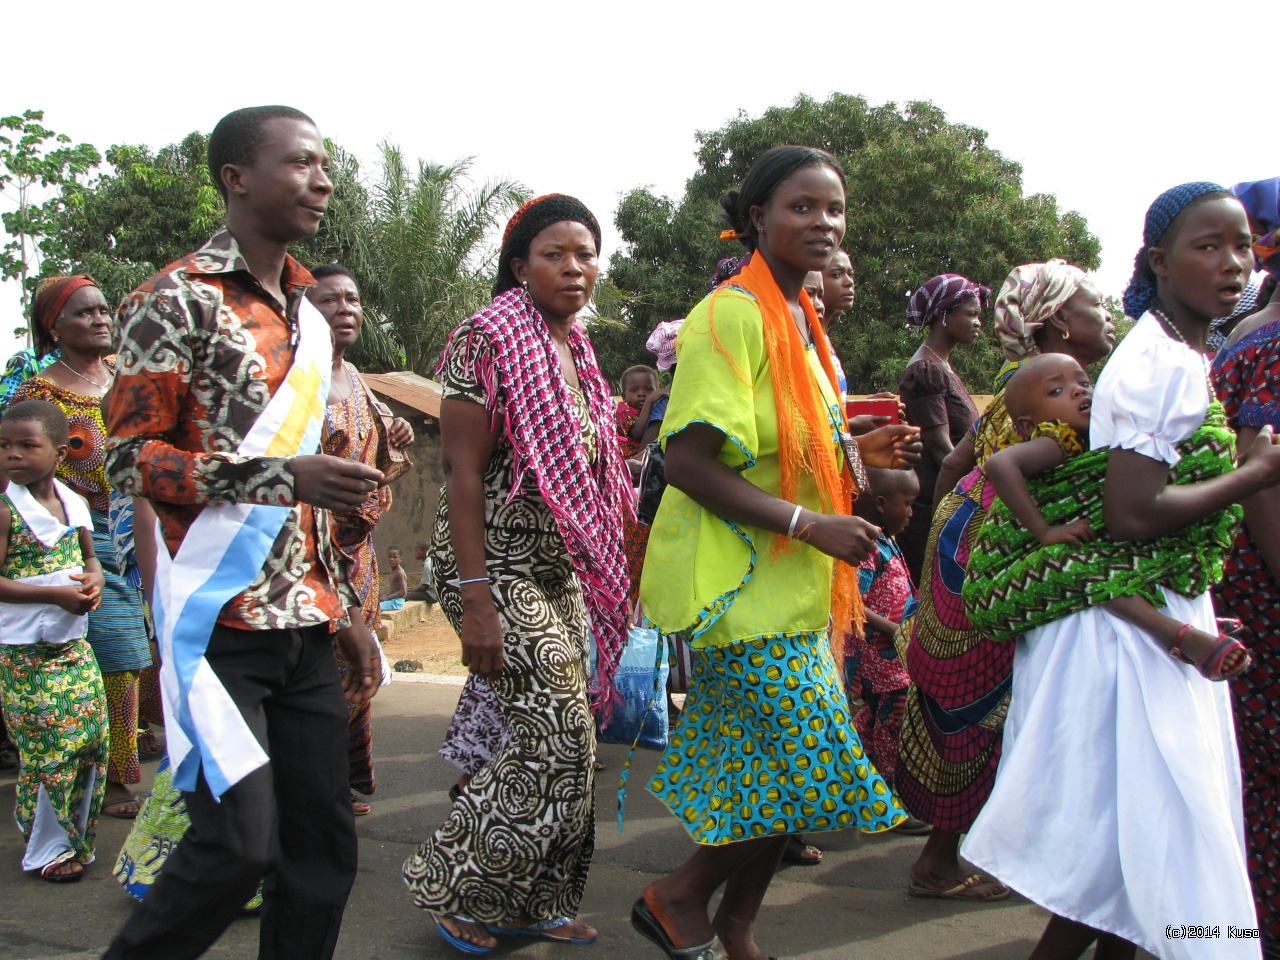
[855,466,919,538]
[803,271,826,323]
[620,365,659,409]
[387,545,402,569]
[1004,353,1093,439]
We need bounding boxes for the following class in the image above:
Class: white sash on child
[153,297,333,799]
[0,480,93,646]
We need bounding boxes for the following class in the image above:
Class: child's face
[622,372,657,409]
[1016,355,1093,437]
[804,272,826,322]
[875,477,918,537]
[414,544,428,562]
[387,549,401,568]
[0,419,63,487]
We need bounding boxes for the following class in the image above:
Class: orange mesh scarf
[707,252,865,643]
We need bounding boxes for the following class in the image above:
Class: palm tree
[357,145,527,375]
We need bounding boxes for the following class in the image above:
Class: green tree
[607,94,1102,391]
[0,110,100,329]
[334,145,526,376]
[47,132,220,310]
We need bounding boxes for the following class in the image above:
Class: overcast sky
[4,0,1276,343]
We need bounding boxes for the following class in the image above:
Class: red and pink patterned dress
[1212,318,1280,951]
[844,533,917,785]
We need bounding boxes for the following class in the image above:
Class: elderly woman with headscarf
[896,274,989,582]
[894,259,1115,902]
[13,276,152,822]
[402,194,629,955]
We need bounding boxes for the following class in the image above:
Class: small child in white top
[0,398,106,882]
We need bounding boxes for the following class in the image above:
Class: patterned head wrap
[1122,181,1226,318]
[706,256,744,293]
[1231,177,1280,275]
[905,273,991,328]
[645,318,684,372]
[994,259,1088,360]
[493,194,602,297]
[32,275,99,334]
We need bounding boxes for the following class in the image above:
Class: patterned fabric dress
[844,534,917,785]
[0,490,108,869]
[898,357,979,582]
[1213,317,1280,950]
[321,362,382,797]
[895,362,1018,831]
[614,400,649,607]
[109,497,162,728]
[404,321,599,924]
[13,376,151,787]
[640,289,905,844]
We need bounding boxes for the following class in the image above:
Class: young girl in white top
[963,183,1280,960]
[0,398,106,883]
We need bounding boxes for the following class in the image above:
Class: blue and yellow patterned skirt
[648,632,906,844]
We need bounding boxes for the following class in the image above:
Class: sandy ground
[379,604,469,677]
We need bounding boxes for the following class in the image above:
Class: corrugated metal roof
[361,371,442,419]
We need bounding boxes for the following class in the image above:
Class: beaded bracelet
[455,577,489,586]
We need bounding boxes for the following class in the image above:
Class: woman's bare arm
[1103,428,1280,540]
[665,423,878,566]
[439,396,504,678]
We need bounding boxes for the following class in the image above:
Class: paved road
[2,676,1080,960]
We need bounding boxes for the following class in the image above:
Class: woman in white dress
[962,183,1280,960]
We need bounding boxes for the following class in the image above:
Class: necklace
[1152,309,1214,396]
[56,358,112,390]
[921,343,949,367]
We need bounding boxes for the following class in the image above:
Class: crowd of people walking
[0,102,1276,960]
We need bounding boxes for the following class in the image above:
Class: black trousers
[103,624,357,960]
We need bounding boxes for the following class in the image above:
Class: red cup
[846,397,900,424]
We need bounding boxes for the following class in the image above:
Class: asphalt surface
[1,675,1101,960]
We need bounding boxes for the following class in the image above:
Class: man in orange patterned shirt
[102,105,382,960]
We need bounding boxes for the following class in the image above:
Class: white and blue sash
[154,298,333,798]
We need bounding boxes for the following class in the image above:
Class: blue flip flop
[433,915,493,956]
[488,916,597,945]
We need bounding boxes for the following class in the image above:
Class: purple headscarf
[1232,177,1280,274]
[646,319,684,372]
[905,273,992,327]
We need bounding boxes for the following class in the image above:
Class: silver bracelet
[786,503,804,538]
[454,576,489,586]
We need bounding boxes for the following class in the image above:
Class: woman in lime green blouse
[631,146,920,960]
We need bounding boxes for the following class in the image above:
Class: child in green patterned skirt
[0,399,107,882]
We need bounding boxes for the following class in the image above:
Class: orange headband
[32,275,98,334]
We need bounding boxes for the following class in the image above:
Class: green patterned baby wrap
[962,402,1242,641]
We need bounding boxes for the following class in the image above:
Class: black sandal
[781,833,822,865]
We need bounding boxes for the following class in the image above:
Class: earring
[941,318,947,328]
[1061,329,1070,341]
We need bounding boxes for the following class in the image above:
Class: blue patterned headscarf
[1122,181,1227,318]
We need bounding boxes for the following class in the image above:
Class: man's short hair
[208,105,315,200]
